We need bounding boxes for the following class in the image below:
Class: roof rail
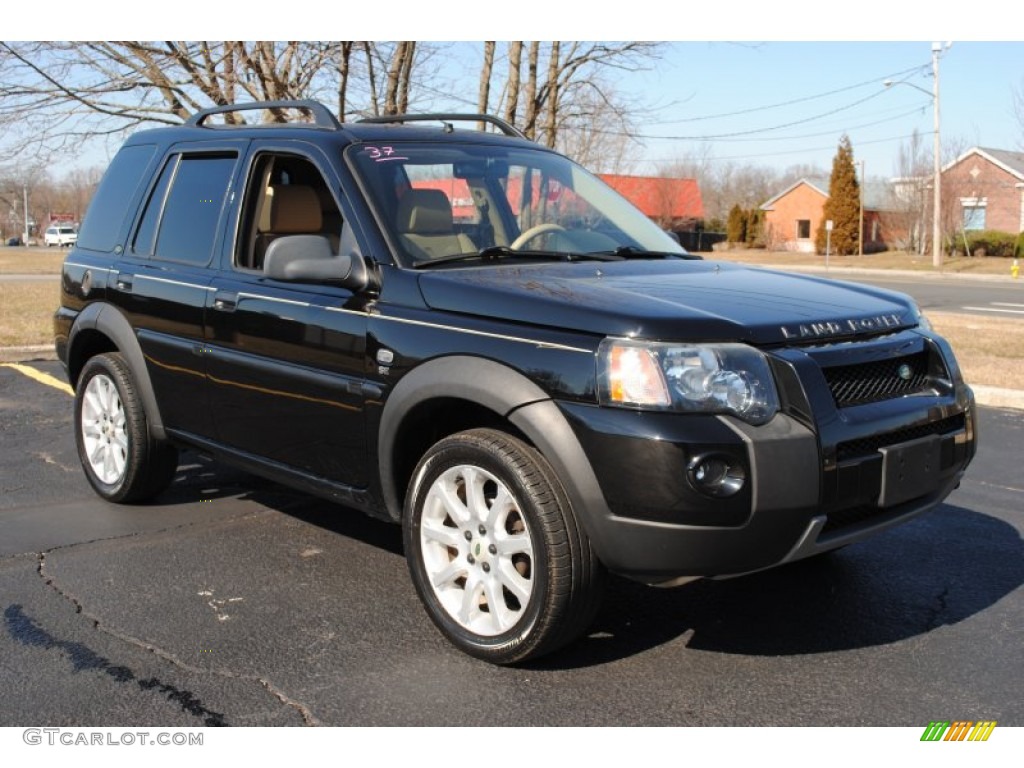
[358,113,527,140]
[186,100,342,130]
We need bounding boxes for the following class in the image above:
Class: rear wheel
[75,353,178,503]
[403,428,604,664]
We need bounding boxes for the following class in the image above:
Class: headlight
[598,339,779,425]
[913,303,933,331]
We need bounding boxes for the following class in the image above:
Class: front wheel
[74,352,178,503]
[403,428,604,664]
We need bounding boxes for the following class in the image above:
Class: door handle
[115,273,133,292]
[212,291,238,312]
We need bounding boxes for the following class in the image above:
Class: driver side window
[235,153,344,272]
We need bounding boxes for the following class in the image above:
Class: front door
[203,145,372,488]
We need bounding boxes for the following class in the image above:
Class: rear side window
[133,153,237,265]
[77,144,157,252]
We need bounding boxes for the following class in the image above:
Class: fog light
[687,454,746,498]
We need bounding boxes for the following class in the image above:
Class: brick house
[941,147,1024,234]
[760,177,891,253]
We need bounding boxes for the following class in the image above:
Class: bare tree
[477,42,496,130]
[554,85,639,173]
[0,41,442,163]
[656,146,794,232]
[503,42,522,126]
[881,129,931,254]
[522,42,542,139]
[382,41,417,114]
[0,162,52,241]
[1014,77,1024,150]
[479,42,659,164]
[337,42,356,120]
[0,42,344,160]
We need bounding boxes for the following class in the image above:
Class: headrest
[397,189,454,234]
[266,185,322,234]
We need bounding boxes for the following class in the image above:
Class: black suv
[55,101,977,663]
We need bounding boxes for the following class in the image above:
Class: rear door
[107,142,246,438]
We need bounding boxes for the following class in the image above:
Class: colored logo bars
[920,721,997,742]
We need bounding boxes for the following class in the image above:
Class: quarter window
[77,144,157,252]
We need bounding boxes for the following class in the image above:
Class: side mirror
[263,235,368,291]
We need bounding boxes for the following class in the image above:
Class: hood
[415,260,918,345]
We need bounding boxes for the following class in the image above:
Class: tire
[403,428,605,664]
[74,352,178,503]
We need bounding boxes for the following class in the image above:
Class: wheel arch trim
[68,302,167,440]
[380,357,563,515]
[378,356,615,562]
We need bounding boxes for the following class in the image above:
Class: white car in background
[44,226,78,247]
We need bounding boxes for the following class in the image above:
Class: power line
[687,105,932,143]
[647,63,930,125]
[647,132,925,164]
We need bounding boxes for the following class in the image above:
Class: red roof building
[599,174,705,229]
[406,173,705,231]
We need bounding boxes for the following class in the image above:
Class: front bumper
[556,398,973,582]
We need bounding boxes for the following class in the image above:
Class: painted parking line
[960,306,1024,316]
[1,363,73,396]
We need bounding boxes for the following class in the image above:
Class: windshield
[348,141,686,267]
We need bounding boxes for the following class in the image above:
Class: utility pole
[931,42,943,269]
[859,159,865,256]
[22,184,29,246]
[883,43,949,268]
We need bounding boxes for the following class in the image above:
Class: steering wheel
[509,222,566,250]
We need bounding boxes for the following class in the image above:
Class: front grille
[835,413,966,463]
[823,350,931,407]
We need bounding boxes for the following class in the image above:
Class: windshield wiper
[412,246,617,269]
[599,246,703,260]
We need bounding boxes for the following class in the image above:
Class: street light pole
[931,42,942,269]
[22,184,29,246]
[884,42,949,269]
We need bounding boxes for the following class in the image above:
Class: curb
[969,385,1024,411]
[737,263,1021,283]
[1,345,1020,411]
[0,345,58,363]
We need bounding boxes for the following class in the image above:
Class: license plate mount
[877,435,942,508]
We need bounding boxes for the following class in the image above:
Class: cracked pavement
[1,362,1023,726]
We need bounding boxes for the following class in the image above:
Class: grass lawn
[0,280,61,347]
[711,248,1018,276]
[0,246,68,275]
[929,313,1023,390]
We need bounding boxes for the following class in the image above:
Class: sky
[433,41,1024,179]
[8,3,1024,184]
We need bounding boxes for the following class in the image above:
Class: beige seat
[254,185,323,269]
[397,189,476,261]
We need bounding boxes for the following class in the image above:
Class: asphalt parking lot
[1,360,1021,727]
